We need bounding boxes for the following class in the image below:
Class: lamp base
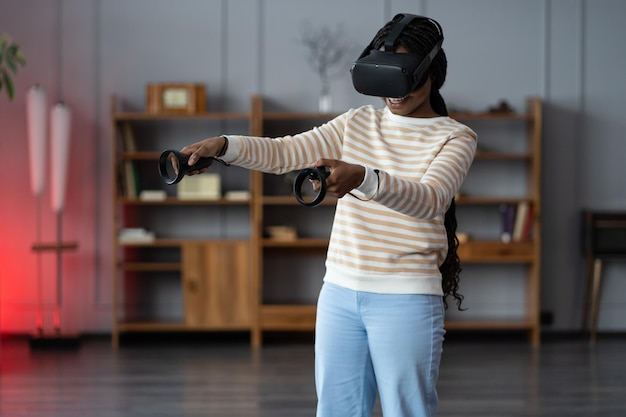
[29,333,81,350]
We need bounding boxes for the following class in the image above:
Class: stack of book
[118,228,155,243]
[500,202,533,243]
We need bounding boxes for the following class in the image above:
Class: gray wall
[1,0,625,333]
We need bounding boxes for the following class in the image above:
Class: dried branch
[297,21,352,91]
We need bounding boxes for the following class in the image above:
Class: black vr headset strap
[358,13,443,57]
[412,36,443,83]
[383,14,422,52]
[385,14,444,85]
[356,14,424,59]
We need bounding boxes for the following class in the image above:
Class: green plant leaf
[1,70,14,99]
[6,55,17,73]
[9,46,25,69]
[15,50,25,66]
[0,35,25,100]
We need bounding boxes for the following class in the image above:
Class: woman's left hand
[311,159,366,198]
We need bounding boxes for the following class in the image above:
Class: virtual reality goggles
[350,14,443,98]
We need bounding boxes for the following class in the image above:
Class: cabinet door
[182,241,252,327]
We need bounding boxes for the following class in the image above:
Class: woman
[182,14,477,417]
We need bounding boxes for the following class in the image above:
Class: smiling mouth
[387,96,409,104]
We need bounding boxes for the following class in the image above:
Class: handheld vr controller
[293,166,330,207]
[158,149,216,185]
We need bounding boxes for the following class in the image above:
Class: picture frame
[146,83,206,114]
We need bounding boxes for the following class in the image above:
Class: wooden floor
[1,333,625,416]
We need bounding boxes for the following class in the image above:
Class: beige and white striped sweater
[224,105,477,295]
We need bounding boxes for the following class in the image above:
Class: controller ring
[158,149,215,185]
[293,167,329,207]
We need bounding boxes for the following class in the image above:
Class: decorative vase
[318,90,332,113]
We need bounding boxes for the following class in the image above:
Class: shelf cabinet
[451,97,542,345]
[182,241,252,328]
[111,94,542,347]
[251,96,543,346]
[110,96,258,348]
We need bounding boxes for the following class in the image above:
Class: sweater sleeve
[373,128,477,219]
[222,112,349,175]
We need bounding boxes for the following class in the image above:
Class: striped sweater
[224,105,477,296]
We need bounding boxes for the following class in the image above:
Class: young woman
[181,14,476,417]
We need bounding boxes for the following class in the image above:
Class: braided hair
[371,15,464,310]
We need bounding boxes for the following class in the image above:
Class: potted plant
[0,34,26,100]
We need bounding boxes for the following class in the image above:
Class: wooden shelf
[259,305,317,330]
[262,238,329,248]
[262,195,337,206]
[451,111,533,121]
[474,151,533,160]
[114,111,250,121]
[262,112,339,120]
[31,242,79,252]
[117,238,233,247]
[119,262,181,272]
[258,307,536,332]
[119,197,251,206]
[118,322,251,331]
[444,319,535,330]
[456,196,534,205]
[457,240,535,263]
[119,151,160,160]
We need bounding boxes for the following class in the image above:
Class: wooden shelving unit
[452,97,542,345]
[111,94,542,348]
[110,96,260,348]
[250,96,543,347]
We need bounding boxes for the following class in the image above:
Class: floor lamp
[26,85,47,336]
[27,85,79,348]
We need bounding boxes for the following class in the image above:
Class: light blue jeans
[315,282,445,417]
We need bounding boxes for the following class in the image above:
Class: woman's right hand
[180,136,227,175]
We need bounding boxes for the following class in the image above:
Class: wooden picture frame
[146,83,206,114]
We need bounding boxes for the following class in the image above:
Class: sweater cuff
[355,167,379,199]
[221,135,240,163]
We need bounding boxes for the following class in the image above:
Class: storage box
[177,173,221,200]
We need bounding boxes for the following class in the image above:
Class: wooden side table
[581,210,626,342]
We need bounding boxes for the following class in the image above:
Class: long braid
[371,15,464,310]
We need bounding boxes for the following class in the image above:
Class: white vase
[318,92,332,113]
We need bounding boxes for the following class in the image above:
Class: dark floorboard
[1,333,625,416]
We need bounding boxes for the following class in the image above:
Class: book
[139,190,167,201]
[123,161,139,198]
[500,204,515,243]
[225,190,251,201]
[522,204,534,241]
[116,163,127,197]
[121,123,137,152]
[513,202,529,242]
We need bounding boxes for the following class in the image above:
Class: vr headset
[350,14,443,98]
